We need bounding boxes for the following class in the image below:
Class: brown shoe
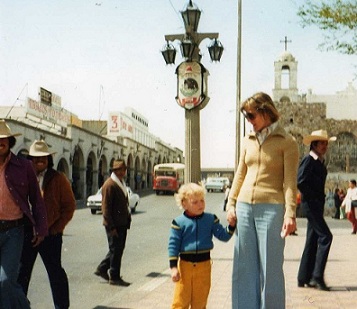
[109,277,131,287]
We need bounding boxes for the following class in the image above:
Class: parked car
[205,177,226,192]
[86,186,140,215]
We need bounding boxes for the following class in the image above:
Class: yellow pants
[171,259,212,309]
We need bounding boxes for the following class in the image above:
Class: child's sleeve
[212,215,235,242]
[168,219,182,268]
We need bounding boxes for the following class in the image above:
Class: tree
[297,0,357,55]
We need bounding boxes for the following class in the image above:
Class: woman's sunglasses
[242,110,259,121]
[241,107,264,121]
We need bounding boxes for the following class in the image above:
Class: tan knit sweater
[228,124,299,219]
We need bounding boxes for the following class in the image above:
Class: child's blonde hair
[174,183,206,209]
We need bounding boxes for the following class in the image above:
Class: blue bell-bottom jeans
[0,226,31,309]
[232,202,285,309]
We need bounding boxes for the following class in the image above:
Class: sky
[1,0,356,168]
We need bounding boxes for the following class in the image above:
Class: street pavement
[97,217,357,309]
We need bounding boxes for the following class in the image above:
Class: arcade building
[0,88,183,200]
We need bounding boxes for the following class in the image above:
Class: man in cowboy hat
[0,120,47,308]
[95,159,131,286]
[18,140,76,309]
[297,129,336,291]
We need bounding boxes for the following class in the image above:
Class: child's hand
[171,267,180,282]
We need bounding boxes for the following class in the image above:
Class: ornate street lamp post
[161,0,223,184]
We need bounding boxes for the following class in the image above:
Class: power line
[168,0,182,24]
[6,83,28,118]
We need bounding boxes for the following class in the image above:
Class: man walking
[297,130,335,291]
[95,159,131,286]
[0,120,47,309]
[18,140,76,309]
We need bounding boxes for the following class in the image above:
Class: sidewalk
[99,218,357,308]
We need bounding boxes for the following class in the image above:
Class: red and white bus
[153,163,185,195]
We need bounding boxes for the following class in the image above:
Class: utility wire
[98,85,105,121]
[6,83,28,118]
[168,0,182,24]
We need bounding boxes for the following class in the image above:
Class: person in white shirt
[223,185,230,211]
[341,179,357,234]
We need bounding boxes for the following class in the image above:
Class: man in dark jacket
[95,159,131,286]
[0,120,47,309]
[18,140,76,309]
[297,130,335,291]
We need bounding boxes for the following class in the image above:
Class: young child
[168,183,236,308]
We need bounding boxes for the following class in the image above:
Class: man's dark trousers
[298,201,333,282]
[97,227,127,280]
[18,225,70,309]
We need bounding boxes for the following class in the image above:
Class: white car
[205,177,227,192]
[86,186,140,215]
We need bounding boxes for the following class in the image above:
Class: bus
[153,163,185,195]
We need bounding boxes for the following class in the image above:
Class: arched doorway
[126,154,133,188]
[134,156,141,190]
[57,157,70,178]
[71,146,84,200]
[147,161,153,189]
[141,158,146,189]
[86,152,97,197]
[98,155,108,188]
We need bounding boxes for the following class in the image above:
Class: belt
[180,252,211,263]
[0,218,24,232]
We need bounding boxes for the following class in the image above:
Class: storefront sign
[27,98,71,126]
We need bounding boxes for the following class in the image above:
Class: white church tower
[272,36,299,103]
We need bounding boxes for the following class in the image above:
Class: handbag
[351,200,357,207]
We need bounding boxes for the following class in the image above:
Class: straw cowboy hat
[111,159,127,171]
[29,140,56,157]
[303,129,337,146]
[0,120,22,138]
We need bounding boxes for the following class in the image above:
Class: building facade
[1,87,183,200]
[272,49,357,190]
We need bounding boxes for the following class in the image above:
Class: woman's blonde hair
[174,183,206,209]
[240,92,280,123]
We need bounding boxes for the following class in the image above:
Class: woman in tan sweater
[226,92,299,309]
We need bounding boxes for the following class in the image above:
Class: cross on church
[280,36,292,51]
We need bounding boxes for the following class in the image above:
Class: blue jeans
[0,226,30,309]
[232,203,285,309]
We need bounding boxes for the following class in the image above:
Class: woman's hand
[226,206,237,226]
[281,217,296,238]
